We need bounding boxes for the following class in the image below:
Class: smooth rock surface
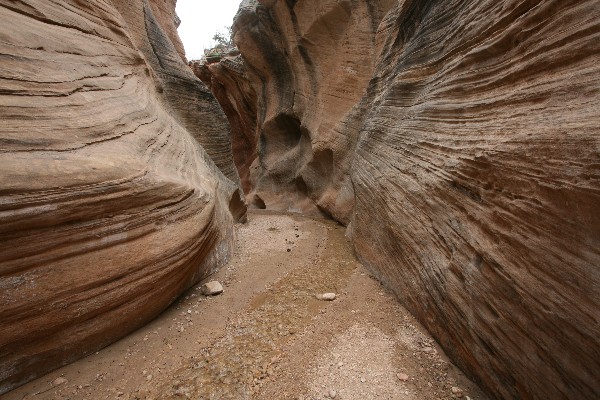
[204,1,600,399]
[0,0,244,394]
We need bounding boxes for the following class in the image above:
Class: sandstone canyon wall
[198,0,398,219]
[202,0,600,399]
[193,55,259,195]
[0,0,244,394]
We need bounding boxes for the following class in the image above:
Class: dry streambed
[5,211,488,400]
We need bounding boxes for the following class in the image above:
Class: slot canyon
[0,0,599,399]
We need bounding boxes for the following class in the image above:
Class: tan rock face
[145,0,187,62]
[2,0,599,398]
[205,0,600,399]
[199,0,395,219]
[0,0,244,394]
[192,55,259,194]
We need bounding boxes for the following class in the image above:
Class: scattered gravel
[307,324,412,400]
[8,211,488,400]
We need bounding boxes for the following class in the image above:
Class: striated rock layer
[205,0,600,399]
[193,54,258,195]
[200,0,397,218]
[0,0,244,394]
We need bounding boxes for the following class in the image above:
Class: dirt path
[5,211,489,400]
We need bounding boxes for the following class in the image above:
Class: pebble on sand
[316,293,336,301]
[52,377,67,386]
[201,281,223,296]
[397,372,409,381]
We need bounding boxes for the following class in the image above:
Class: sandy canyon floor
[5,211,489,400]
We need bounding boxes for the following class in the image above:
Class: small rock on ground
[317,293,336,301]
[52,377,67,386]
[397,372,409,381]
[201,281,223,296]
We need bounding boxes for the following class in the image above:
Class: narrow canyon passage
[6,212,488,400]
[1,1,598,398]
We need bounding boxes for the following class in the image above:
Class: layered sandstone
[204,0,600,399]
[193,54,258,194]
[200,0,396,218]
[0,0,244,394]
